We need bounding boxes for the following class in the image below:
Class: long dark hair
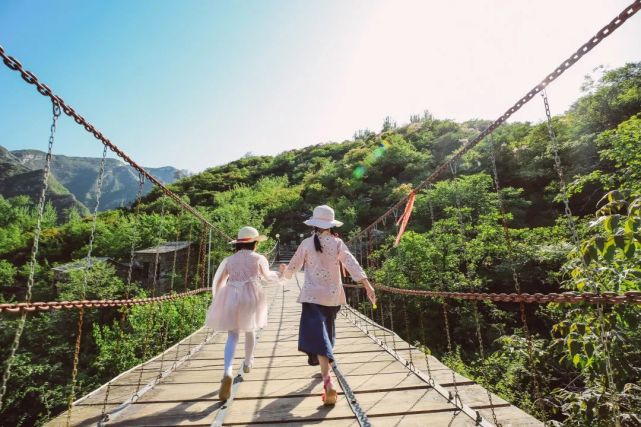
[313,227,338,253]
[235,241,257,252]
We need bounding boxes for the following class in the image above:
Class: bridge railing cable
[0,100,60,410]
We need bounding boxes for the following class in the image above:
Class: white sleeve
[211,257,229,296]
[258,255,281,283]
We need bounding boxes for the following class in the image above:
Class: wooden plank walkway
[48,274,541,426]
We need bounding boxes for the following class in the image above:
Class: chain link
[370,283,641,305]
[0,288,210,313]
[99,173,148,421]
[0,100,60,409]
[472,302,502,426]
[157,218,184,377]
[125,175,146,295]
[67,145,109,425]
[441,300,462,408]
[542,90,619,426]
[488,137,547,424]
[388,296,397,350]
[418,300,436,387]
[4,284,638,314]
[133,198,168,397]
[451,160,501,425]
[207,228,213,285]
[402,296,414,368]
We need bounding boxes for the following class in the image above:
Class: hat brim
[303,219,343,228]
[228,235,268,244]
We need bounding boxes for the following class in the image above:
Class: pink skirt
[205,280,267,332]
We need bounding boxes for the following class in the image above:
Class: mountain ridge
[0,146,190,213]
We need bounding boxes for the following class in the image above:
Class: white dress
[204,250,280,331]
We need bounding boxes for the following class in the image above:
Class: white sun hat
[229,226,268,244]
[303,205,344,229]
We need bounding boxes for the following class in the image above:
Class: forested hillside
[153,63,640,239]
[1,63,640,426]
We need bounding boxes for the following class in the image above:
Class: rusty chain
[0,100,60,409]
[0,44,231,242]
[371,283,641,305]
[451,160,502,425]
[417,300,436,387]
[472,301,502,427]
[99,173,146,421]
[347,0,641,246]
[156,218,184,377]
[133,197,168,398]
[441,300,463,411]
[0,288,210,314]
[66,145,109,424]
[401,296,414,368]
[542,90,619,426]
[488,136,546,423]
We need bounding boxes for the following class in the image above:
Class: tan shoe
[219,375,233,401]
[243,362,251,374]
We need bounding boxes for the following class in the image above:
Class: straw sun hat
[303,205,344,229]
[229,226,268,244]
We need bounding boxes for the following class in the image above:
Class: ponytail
[313,227,323,252]
[313,227,338,253]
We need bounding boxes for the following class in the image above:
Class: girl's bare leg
[318,355,330,378]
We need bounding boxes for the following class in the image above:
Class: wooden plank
[106,400,225,426]
[46,404,120,427]
[367,411,476,426]
[222,394,357,425]
[486,405,544,427]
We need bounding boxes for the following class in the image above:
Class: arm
[338,240,376,304]
[258,255,281,283]
[280,243,305,280]
[211,258,229,295]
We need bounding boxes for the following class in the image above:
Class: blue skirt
[298,303,341,365]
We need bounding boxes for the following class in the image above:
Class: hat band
[236,237,255,242]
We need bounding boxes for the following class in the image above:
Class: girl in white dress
[205,226,280,400]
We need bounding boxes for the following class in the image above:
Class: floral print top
[282,232,367,306]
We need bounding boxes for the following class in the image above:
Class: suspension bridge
[1,1,640,426]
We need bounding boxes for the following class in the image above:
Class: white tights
[224,330,256,377]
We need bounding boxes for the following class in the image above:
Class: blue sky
[1,1,640,172]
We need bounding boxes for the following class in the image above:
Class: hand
[361,279,376,305]
[365,286,376,306]
[279,263,287,274]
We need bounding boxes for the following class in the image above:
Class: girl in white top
[205,226,280,400]
[280,205,376,405]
